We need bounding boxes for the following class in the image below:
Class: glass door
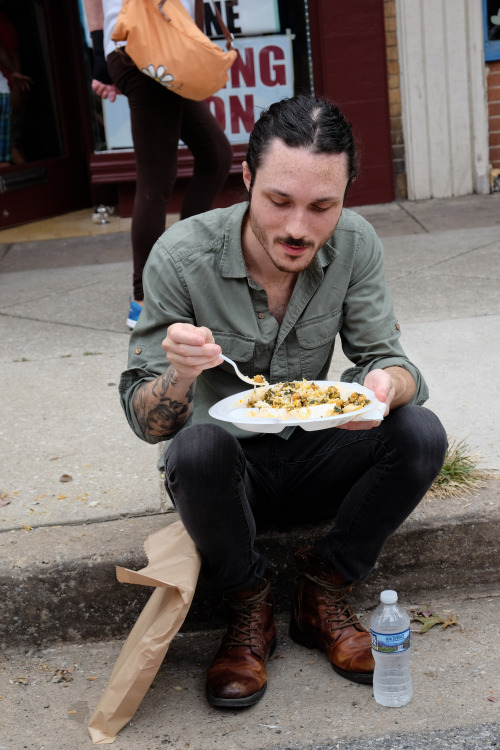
[0,0,92,229]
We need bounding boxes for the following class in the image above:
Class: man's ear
[242,161,252,192]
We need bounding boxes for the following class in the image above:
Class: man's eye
[270,199,288,207]
[311,204,330,212]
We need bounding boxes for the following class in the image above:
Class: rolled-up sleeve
[337,219,429,405]
[118,235,197,443]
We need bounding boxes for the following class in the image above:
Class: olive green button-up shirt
[119,202,428,448]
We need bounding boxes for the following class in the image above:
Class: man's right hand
[162,323,222,381]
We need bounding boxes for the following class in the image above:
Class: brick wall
[383,0,407,200]
[486,60,500,173]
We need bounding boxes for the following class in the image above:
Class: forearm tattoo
[134,367,195,437]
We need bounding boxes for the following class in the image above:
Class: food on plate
[252,374,267,385]
[242,380,371,420]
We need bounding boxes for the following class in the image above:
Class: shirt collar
[219,202,250,278]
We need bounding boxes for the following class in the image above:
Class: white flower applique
[141,64,175,87]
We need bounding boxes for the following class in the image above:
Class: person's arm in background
[83,0,104,29]
[82,0,120,102]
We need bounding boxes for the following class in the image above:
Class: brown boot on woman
[206,578,277,707]
[289,547,374,684]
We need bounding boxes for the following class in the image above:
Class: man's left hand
[337,366,416,431]
[337,368,396,431]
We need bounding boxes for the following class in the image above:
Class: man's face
[242,138,350,275]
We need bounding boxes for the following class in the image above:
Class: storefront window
[0,0,63,164]
[483,0,500,61]
[83,0,313,152]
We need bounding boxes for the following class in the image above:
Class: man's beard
[248,206,330,274]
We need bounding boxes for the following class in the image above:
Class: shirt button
[135,347,142,354]
[258,313,265,319]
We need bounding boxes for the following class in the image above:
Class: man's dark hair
[245,94,358,196]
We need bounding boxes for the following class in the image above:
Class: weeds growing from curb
[427,438,498,498]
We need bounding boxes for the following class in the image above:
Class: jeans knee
[386,405,447,481]
[166,423,240,479]
[416,407,448,474]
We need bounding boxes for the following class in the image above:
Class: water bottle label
[370,627,411,653]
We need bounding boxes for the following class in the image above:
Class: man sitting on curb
[119,94,447,708]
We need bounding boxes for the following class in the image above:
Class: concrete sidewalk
[0,193,499,647]
[1,591,499,749]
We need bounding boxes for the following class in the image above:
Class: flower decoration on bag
[141,64,175,87]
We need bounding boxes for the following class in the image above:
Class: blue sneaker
[127,299,142,330]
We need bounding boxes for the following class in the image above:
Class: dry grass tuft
[426,438,499,499]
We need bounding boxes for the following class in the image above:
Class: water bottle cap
[380,589,398,604]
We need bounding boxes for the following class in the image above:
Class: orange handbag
[111,0,237,101]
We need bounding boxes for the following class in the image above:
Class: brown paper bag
[88,520,201,744]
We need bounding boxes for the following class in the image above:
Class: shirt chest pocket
[295,310,343,379]
[212,332,256,376]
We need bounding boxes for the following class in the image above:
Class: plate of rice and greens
[209,379,385,433]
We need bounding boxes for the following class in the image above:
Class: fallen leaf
[59,474,73,483]
[411,613,445,633]
[52,669,74,683]
[67,710,77,714]
[13,676,28,685]
[410,607,459,634]
[441,614,459,629]
[487,695,498,702]
[87,676,98,681]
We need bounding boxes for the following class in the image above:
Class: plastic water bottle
[370,590,412,707]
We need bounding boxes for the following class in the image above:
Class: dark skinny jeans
[164,405,447,595]
[107,49,233,301]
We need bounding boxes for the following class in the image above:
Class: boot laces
[305,572,359,631]
[223,588,269,649]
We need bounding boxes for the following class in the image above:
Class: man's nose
[284,208,308,240]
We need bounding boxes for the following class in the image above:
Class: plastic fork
[219,354,265,386]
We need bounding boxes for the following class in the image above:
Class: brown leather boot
[206,578,277,707]
[289,547,374,684]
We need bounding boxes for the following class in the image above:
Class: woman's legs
[179,100,233,219]
[107,50,184,301]
[107,52,232,302]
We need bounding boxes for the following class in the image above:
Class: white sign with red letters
[207,34,294,144]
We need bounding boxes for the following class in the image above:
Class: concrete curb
[2,481,498,649]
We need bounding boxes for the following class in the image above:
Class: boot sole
[206,639,277,708]
[289,618,373,686]
[206,682,268,708]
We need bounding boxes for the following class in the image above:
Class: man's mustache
[276,237,312,248]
